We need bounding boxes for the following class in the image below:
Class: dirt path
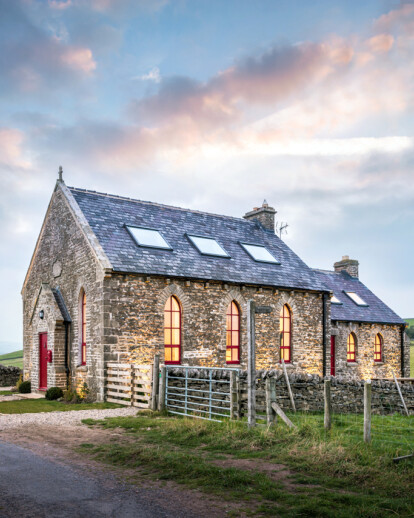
[0,424,247,517]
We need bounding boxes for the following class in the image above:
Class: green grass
[411,345,414,377]
[0,390,13,396]
[0,349,23,369]
[80,412,414,517]
[0,399,122,414]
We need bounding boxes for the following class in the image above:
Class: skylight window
[344,292,368,306]
[187,235,229,257]
[331,295,342,305]
[127,226,171,250]
[240,243,280,264]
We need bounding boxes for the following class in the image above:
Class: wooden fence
[106,362,153,408]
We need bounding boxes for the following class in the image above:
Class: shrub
[63,388,80,404]
[18,380,31,393]
[45,387,64,400]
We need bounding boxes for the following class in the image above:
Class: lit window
[344,292,368,306]
[240,243,280,264]
[226,301,240,364]
[127,226,171,249]
[187,235,229,257]
[280,304,291,363]
[347,333,356,362]
[331,295,342,304]
[374,333,383,362]
[80,290,86,366]
[164,296,181,364]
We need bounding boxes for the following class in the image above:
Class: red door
[330,335,336,376]
[39,333,48,390]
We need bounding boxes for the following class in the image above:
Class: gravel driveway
[0,407,138,429]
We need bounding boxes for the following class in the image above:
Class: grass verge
[80,412,414,517]
[0,399,122,414]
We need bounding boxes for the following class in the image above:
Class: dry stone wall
[165,368,414,416]
[0,365,21,387]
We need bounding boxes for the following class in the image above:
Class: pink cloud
[0,128,30,169]
[60,47,96,73]
[366,34,394,53]
[48,0,72,9]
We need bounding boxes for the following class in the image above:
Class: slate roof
[313,269,405,325]
[69,187,328,292]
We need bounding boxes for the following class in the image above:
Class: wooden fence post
[247,299,256,428]
[236,371,243,419]
[282,359,296,412]
[364,380,372,443]
[324,379,331,430]
[151,354,160,410]
[158,366,166,412]
[230,371,238,420]
[266,377,277,426]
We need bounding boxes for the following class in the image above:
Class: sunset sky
[0,0,413,352]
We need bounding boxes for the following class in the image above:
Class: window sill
[76,365,88,372]
[373,362,384,366]
[346,361,358,367]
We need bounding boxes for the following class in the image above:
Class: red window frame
[347,332,356,362]
[226,301,240,364]
[164,296,181,365]
[374,333,382,362]
[81,291,86,365]
[280,304,291,363]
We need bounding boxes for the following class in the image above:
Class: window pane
[226,331,231,346]
[331,295,342,304]
[128,226,170,249]
[226,349,231,362]
[171,297,180,311]
[164,329,171,345]
[345,292,368,306]
[232,348,239,362]
[188,235,229,257]
[164,311,171,328]
[226,315,231,329]
[172,311,180,328]
[172,329,180,345]
[172,347,179,362]
[232,331,239,346]
[232,316,239,331]
[241,243,279,263]
[165,347,171,362]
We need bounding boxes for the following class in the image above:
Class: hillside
[0,349,23,369]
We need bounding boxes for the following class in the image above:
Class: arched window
[347,332,356,362]
[80,290,86,365]
[226,301,240,364]
[164,296,181,364]
[280,304,291,363]
[374,333,383,362]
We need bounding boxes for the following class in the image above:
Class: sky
[0,0,413,353]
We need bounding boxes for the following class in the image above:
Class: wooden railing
[106,362,153,408]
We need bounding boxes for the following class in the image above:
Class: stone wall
[330,322,404,380]
[165,368,414,416]
[0,365,21,387]
[103,274,329,376]
[22,183,106,400]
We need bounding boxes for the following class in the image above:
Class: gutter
[400,324,405,377]
[64,321,70,389]
[322,293,327,377]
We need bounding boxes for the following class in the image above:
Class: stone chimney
[243,200,276,232]
[334,255,359,278]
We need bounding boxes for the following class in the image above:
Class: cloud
[135,67,161,83]
[0,0,96,97]
[48,0,72,9]
[366,34,394,53]
[0,128,31,169]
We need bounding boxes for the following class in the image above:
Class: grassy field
[0,349,23,369]
[0,399,121,414]
[80,412,414,518]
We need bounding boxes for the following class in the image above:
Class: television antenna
[275,221,288,240]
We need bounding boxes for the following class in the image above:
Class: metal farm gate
[164,366,239,422]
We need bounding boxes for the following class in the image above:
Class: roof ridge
[68,186,250,223]
[312,268,338,274]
